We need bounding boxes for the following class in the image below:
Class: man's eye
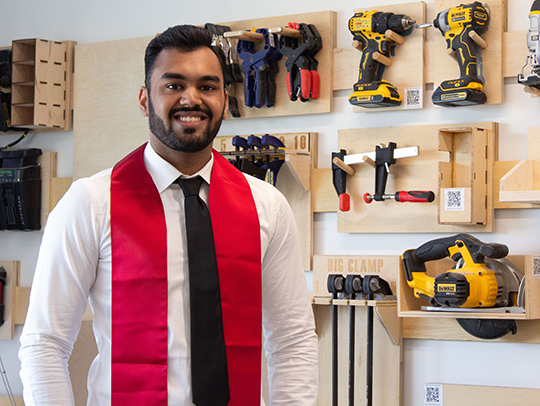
[166,83,182,90]
[201,85,216,91]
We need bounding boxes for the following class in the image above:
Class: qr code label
[424,384,442,405]
[404,86,423,109]
[533,256,540,279]
[444,188,465,211]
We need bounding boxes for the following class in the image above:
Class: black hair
[144,24,225,90]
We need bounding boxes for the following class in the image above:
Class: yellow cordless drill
[348,11,415,108]
[419,2,490,106]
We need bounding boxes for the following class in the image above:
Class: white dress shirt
[19,144,318,405]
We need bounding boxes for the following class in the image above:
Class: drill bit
[416,22,433,29]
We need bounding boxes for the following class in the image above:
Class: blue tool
[261,134,285,149]
[237,29,282,108]
[247,135,264,150]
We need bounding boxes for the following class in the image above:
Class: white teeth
[178,116,202,123]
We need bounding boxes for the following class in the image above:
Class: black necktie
[176,176,230,406]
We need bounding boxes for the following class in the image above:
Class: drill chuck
[372,12,416,35]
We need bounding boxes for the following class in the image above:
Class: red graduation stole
[110,144,262,405]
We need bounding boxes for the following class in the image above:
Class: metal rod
[332,294,339,406]
[348,301,356,406]
[366,304,374,406]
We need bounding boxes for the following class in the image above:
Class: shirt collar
[143,143,213,193]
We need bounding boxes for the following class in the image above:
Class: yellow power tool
[418,2,490,107]
[518,0,540,89]
[348,10,415,108]
[401,234,522,309]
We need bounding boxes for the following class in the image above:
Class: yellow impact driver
[418,2,490,107]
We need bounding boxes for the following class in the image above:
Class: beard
[147,96,225,153]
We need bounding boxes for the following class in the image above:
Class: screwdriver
[363,190,435,204]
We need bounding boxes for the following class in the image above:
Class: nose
[179,85,203,107]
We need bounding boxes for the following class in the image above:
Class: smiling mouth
[177,116,203,123]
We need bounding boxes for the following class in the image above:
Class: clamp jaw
[237,29,282,108]
[279,23,322,102]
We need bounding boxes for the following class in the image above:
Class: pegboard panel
[335,122,497,233]
[221,10,336,119]
[349,2,427,112]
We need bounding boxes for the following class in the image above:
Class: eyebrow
[160,72,222,83]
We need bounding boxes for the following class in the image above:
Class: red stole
[110,144,262,405]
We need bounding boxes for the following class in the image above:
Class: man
[19,25,318,405]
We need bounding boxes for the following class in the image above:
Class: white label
[444,188,465,211]
[424,383,443,405]
[404,86,423,109]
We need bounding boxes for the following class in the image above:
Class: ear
[222,90,229,120]
[139,86,149,117]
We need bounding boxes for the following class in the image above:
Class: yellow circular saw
[401,233,523,339]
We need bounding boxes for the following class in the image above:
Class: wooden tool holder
[499,127,540,205]
[214,132,317,270]
[438,127,488,225]
[333,122,496,234]
[312,255,402,406]
[349,2,427,112]
[216,11,335,118]
[398,254,540,320]
[10,39,75,130]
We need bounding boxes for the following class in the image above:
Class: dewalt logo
[437,284,456,293]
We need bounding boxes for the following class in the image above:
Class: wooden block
[312,168,336,213]
[50,177,73,211]
[0,398,24,406]
[14,286,30,325]
[441,384,540,406]
[0,261,19,340]
[312,255,399,299]
[503,30,529,78]
[337,122,496,233]
[332,47,357,91]
[73,35,152,180]
[38,151,57,229]
[493,160,540,209]
[403,316,540,343]
[432,0,505,105]
[351,2,427,112]
[528,126,540,160]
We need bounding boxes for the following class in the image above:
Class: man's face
[139,47,228,153]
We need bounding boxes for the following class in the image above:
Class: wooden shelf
[10,38,75,130]
[499,159,540,203]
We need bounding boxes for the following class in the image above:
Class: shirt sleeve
[19,178,102,406]
[261,190,318,405]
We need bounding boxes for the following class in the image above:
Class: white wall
[1,0,539,405]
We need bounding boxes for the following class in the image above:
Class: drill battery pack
[349,80,401,108]
[432,78,487,107]
[0,148,42,231]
